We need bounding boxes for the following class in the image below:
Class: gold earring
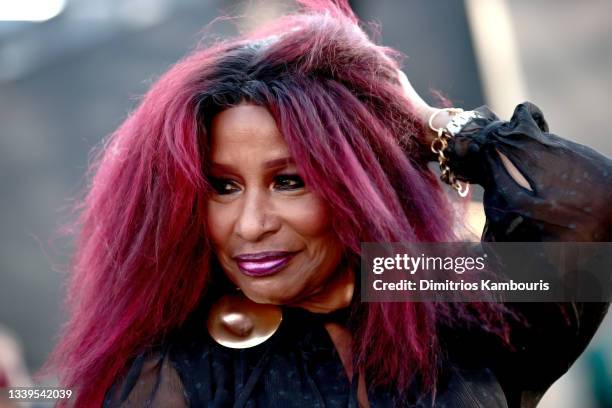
[207,289,283,349]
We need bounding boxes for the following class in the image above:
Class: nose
[234,189,279,242]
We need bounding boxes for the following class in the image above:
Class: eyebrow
[210,157,295,172]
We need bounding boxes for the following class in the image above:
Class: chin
[242,290,289,305]
[240,281,301,305]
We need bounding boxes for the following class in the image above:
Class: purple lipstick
[234,251,297,277]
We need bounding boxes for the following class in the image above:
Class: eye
[273,174,305,191]
[209,177,241,195]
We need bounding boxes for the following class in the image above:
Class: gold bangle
[428,107,463,133]
[428,108,470,198]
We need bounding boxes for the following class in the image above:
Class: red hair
[41,1,510,405]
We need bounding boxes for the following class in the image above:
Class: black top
[103,103,612,407]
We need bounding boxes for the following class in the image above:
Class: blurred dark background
[0,1,610,406]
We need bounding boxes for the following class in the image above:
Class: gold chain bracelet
[428,108,470,198]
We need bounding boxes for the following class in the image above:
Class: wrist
[427,109,454,133]
[421,108,455,157]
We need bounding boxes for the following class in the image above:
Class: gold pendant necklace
[207,291,283,349]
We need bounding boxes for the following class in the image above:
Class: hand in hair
[396,69,532,192]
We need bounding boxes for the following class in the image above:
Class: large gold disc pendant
[207,292,283,349]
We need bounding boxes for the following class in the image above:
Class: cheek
[284,194,332,238]
[206,201,233,250]
[285,195,343,275]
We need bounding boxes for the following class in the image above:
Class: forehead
[209,103,289,159]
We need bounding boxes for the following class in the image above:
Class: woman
[42,1,611,407]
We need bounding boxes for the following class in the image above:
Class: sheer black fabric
[444,102,611,407]
[448,102,612,243]
[102,347,188,407]
[103,307,507,408]
[103,103,611,407]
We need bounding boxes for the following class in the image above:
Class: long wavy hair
[42,1,511,406]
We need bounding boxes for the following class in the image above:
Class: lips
[233,251,297,277]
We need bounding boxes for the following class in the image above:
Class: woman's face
[206,103,344,305]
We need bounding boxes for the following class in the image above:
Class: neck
[288,266,355,314]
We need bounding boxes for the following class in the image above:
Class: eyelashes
[209,177,240,195]
[209,174,305,195]
[273,174,305,191]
